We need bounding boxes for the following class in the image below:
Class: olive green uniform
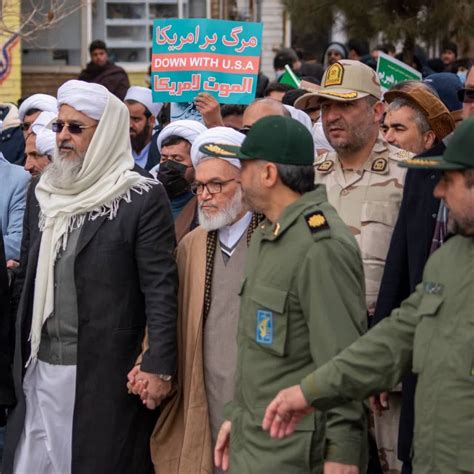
[301,235,474,473]
[226,186,368,473]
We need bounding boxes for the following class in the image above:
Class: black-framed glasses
[191,178,236,195]
[51,122,96,134]
[457,88,474,103]
[20,122,33,131]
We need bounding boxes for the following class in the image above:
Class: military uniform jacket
[226,186,368,473]
[302,235,474,473]
[315,134,412,315]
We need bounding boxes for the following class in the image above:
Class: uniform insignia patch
[324,63,344,86]
[202,143,236,157]
[256,310,273,344]
[305,211,329,233]
[404,158,439,167]
[423,282,444,295]
[316,160,334,172]
[371,157,388,172]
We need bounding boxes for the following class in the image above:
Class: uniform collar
[260,186,327,241]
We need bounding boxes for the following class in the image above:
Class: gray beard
[43,151,85,188]
[198,187,244,231]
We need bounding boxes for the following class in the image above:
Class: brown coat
[151,227,213,473]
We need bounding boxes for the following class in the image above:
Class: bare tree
[0,0,88,39]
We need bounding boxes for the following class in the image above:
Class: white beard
[198,186,244,231]
[42,150,85,189]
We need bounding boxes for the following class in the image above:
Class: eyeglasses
[51,122,97,134]
[191,178,236,195]
[239,126,252,135]
[20,122,33,131]
[457,88,474,103]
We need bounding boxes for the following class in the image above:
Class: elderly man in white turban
[129,126,262,474]
[23,111,57,177]
[124,86,163,171]
[18,93,58,138]
[2,80,178,474]
[153,119,207,242]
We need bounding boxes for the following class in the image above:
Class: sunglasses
[20,122,33,131]
[457,88,474,103]
[51,122,96,134]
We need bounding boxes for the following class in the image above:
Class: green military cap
[199,115,314,166]
[400,116,474,170]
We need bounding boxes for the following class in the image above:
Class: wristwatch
[158,374,172,382]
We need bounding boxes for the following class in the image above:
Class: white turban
[157,119,207,151]
[191,127,246,169]
[31,111,57,157]
[18,94,57,121]
[57,80,109,121]
[284,105,313,133]
[124,86,163,118]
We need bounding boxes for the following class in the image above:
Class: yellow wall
[0,0,22,102]
[128,71,149,87]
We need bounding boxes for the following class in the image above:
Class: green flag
[279,65,301,88]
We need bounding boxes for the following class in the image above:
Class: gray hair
[386,97,431,134]
[275,163,315,194]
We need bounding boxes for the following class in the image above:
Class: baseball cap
[384,87,455,140]
[199,116,314,166]
[294,60,382,109]
[424,73,463,112]
[400,116,474,170]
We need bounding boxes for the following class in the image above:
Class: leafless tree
[0,0,88,39]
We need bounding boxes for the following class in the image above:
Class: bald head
[242,98,289,128]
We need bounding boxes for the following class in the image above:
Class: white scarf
[29,90,157,365]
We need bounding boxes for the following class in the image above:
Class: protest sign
[377,52,422,92]
[152,18,263,104]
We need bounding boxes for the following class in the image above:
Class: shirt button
[432,213,437,218]
[341,189,349,196]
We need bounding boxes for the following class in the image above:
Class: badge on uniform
[423,282,444,295]
[371,157,388,173]
[305,211,329,234]
[316,160,334,172]
[256,310,273,345]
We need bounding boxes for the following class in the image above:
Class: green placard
[377,52,422,92]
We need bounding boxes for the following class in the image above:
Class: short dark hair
[221,104,246,119]
[89,40,108,54]
[264,82,293,97]
[273,48,299,70]
[347,38,369,57]
[124,99,152,118]
[275,163,315,194]
[442,40,458,56]
[282,88,308,106]
[161,134,190,148]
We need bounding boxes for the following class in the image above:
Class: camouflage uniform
[315,133,412,473]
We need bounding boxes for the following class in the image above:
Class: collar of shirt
[219,211,252,250]
[132,142,151,168]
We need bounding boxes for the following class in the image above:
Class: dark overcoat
[2,170,178,474]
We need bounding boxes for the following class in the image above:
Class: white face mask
[457,71,467,85]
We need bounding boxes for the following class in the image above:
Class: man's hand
[127,366,172,409]
[194,93,224,128]
[6,259,19,269]
[262,384,314,439]
[214,420,231,472]
[369,392,389,417]
[324,462,359,474]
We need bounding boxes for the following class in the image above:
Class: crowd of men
[0,38,473,474]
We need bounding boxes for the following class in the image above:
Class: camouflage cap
[294,60,382,108]
[384,87,455,141]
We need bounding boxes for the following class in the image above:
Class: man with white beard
[129,127,262,474]
[3,80,178,474]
